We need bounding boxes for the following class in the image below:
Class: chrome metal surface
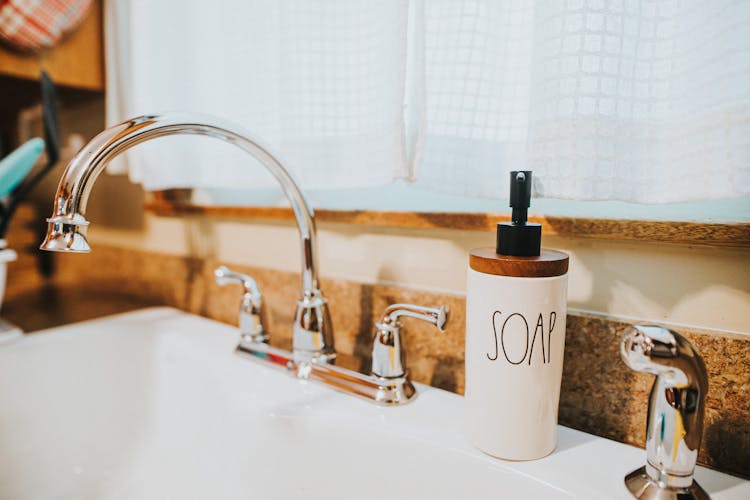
[232,301,448,405]
[41,214,90,253]
[214,266,267,344]
[293,291,335,363]
[372,303,448,379]
[235,341,416,406]
[40,112,334,361]
[624,466,710,500]
[621,325,709,499]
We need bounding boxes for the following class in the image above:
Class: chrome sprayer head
[619,324,678,375]
[620,325,709,499]
[39,214,91,253]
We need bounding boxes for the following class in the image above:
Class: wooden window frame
[146,189,750,249]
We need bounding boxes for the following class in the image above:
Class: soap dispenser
[465,171,569,461]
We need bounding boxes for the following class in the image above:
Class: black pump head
[496,170,541,257]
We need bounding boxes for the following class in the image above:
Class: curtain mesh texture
[107,0,750,202]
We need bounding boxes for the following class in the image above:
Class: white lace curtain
[106,0,750,203]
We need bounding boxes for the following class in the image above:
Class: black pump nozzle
[510,171,532,224]
[496,170,542,257]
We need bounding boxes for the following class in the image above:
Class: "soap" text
[486,311,558,366]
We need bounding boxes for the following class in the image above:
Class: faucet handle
[214,265,260,294]
[371,303,449,379]
[214,265,267,344]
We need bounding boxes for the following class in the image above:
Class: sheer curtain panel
[106,0,750,203]
[105,0,409,190]
[411,0,750,202]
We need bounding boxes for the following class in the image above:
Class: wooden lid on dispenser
[469,247,569,278]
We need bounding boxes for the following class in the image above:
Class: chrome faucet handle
[620,325,709,500]
[367,303,448,404]
[214,265,268,344]
[371,303,448,380]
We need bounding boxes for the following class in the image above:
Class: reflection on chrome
[621,325,709,500]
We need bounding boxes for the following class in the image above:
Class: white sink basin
[0,307,746,499]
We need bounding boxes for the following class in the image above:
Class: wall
[83,206,750,335]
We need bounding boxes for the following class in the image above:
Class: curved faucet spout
[40,112,320,295]
[42,112,336,362]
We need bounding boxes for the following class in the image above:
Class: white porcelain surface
[0,307,746,500]
[0,246,17,311]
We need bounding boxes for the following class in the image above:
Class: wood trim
[469,248,569,277]
[145,192,750,248]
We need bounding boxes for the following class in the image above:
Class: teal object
[0,138,45,198]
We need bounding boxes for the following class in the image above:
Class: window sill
[145,191,750,249]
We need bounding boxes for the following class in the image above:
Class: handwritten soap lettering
[486,310,557,366]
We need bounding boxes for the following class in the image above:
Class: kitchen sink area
[1,2,748,496]
[0,308,747,500]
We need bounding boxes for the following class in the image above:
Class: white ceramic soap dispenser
[465,171,569,461]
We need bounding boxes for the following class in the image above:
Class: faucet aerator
[40,216,92,253]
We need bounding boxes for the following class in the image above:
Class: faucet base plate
[625,466,709,500]
[372,376,416,405]
[235,341,419,406]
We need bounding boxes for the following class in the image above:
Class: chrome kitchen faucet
[40,113,334,364]
[40,112,447,405]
